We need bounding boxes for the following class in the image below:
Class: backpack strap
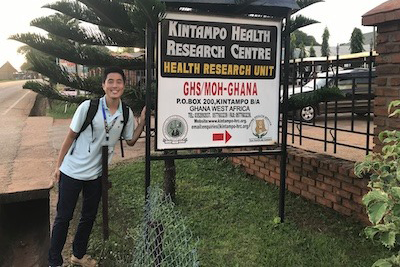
[70,99,100,155]
[119,102,130,157]
[120,102,130,138]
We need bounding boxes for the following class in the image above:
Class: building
[302,44,372,58]
[0,62,17,80]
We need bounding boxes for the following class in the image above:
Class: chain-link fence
[131,187,200,267]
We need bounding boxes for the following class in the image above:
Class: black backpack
[70,98,130,157]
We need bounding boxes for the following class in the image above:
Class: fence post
[279,12,291,222]
[145,24,154,199]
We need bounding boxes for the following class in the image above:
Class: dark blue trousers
[48,172,102,266]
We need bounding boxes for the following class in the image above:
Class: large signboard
[157,13,281,150]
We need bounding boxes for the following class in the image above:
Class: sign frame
[156,12,282,151]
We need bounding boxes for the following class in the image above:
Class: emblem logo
[163,115,188,144]
[249,115,271,139]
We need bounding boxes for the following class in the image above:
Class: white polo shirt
[60,97,134,181]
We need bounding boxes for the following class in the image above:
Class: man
[48,67,145,267]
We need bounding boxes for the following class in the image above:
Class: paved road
[0,81,53,266]
[0,80,37,193]
[287,113,374,162]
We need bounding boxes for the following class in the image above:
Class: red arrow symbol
[212,131,232,143]
[225,130,231,143]
[212,133,224,141]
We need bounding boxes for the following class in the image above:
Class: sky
[297,0,387,46]
[0,0,389,71]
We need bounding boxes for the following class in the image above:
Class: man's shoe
[70,254,97,267]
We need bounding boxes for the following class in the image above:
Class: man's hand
[140,106,146,124]
[126,106,146,146]
[53,169,61,183]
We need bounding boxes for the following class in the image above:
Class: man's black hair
[103,66,126,84]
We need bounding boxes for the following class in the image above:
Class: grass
[47,100,78,119]
[88,157,392,267]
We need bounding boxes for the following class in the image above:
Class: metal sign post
[145,23,154,199]
[144,0,297,222]
[279,14,291,222]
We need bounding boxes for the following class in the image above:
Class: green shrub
[355,100,400,267]
[287,86,344,111]
[47,100,78,119]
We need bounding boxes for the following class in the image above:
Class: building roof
[292,46,377,63]
[0,61,17,73]
[110,52,144,59]
[362,0,400,26]
[161,0,299,17]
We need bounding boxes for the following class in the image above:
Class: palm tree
[290,0,323,32]
[236,0,322,32]
[290,0,323,58]
[12,0,321,201]
[12,0,322,106]
[11,0,168,197]
[237,0,322,59]
[11,0,164,113]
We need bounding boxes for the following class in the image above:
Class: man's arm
[126,106,146,147]
[53,129,77,182]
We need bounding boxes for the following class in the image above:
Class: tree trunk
[163,151,176,202]
[48,98,53,110]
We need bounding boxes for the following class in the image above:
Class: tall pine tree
[12,0,322,200]
[350,27,364,53]
[11,0,164,113]
[299,42,307,58]
[321,27,330,57]
[309,42,316,57]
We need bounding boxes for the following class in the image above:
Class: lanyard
[101,99,118,141]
